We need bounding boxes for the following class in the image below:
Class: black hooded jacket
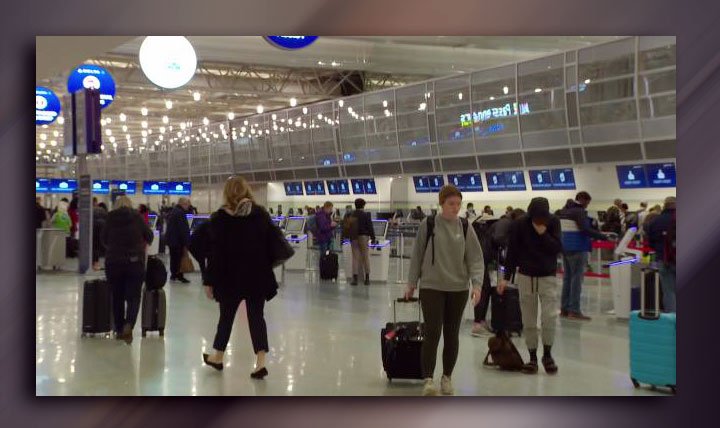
[503,198,563,280]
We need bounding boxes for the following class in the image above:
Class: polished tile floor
[36,256,665,396]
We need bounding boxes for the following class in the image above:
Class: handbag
[179,248,195,274]
[269,223,295,267]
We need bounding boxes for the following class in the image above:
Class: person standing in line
[411,205,426,221]
[51,200,71,234]
[505,206,514,218]
[101,196,153,344]
[482,205,495,219]
[406,185,484,396]
[647,196,677,312]
[138,204,150,225]
[498,197,563,375]
[166,197,192,284]
[349,198,376,286]
[68,197,79,238]
[202,176,277,379]
[315,201,337,256]
[558,191,608,321]
[464,202,477,223]
[36,197,48,229]
[92,198,108,271]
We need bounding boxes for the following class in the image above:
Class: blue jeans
[318,240,333,256]
[659,264,676,312]
[561,252,588,313]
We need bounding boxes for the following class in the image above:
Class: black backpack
[145,255,167,290]
[472,218,496,264]
[424,216,468,265]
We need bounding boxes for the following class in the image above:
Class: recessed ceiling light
[193,91,201,101]
[290,98,297,107]
[256,105,264,114]
[503,86,509,95]
[141,107,148,116]
[162,115,169,124]
[534,88,542,93]
[165,100,173,110]
[228,112,235,120]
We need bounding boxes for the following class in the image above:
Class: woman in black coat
[202,176,277,379]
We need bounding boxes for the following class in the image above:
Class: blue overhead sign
[168,181,192,195]
[327,180,350,195]
[447,173,483,192]
[363,178,377,195]
[529,170,553,190]
[550,168,577,190]
[36,178,51,193]
[67,64,116,108]
[265,36,318,50]
[111,180,136,195]
[92,180,110,194]
[616,165,648,189]
[49,178,78,193]
[284,182,304,196]
[304,181,326,196]
[36,87,61,125]
[646,162,676,188]
[413,175,444,193]
[486,171,526,191]
[142,181,168,195]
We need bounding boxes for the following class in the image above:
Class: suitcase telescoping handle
[640,267,661,320]
[393,297,421,324]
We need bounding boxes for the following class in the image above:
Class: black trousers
[419,288,468,378]
[473,264,493,322]
[106,261,145,334]
[213,295,269,354]
[168,245,184,278]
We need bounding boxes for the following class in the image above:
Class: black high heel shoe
[250,367,268,379]
[202,353,223,371]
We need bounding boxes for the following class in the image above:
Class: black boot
[351,275,358,286]
[364,273,370,285]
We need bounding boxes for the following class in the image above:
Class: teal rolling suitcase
[629,267,676,394]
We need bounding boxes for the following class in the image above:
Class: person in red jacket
[68,197,79,237]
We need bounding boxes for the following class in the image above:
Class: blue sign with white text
[284,182,304,196]
[111,180,136,195]
[550,168,576,190]
[36,87,61,125]
[36,178,50,193]
[363,179,377,195]
[529,170,553,190]
[168,181,192,195]
[327,180,350,195]
[351,179,365,194]
[67,64,116,108]
[616,165,648,189]
[49,178,77,193]
[142,181,168,195]
[504,171,526,191]
[265,36,318,50]
[92,180,110,194]
[646,163,676,188]
[413,175,444,193]
[447,173,483,192]
[304,181,326,196]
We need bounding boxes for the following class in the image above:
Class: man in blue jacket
[558,191,608,321]
[167,198,192,284]
[646,196,676,312]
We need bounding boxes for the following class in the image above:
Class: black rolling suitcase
[81,279,113,337]
[141,288,166,337]
[319,251,339,280]
[381,297,424,381]
[490,286,523,336]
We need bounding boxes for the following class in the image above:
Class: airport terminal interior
[35,36,677,396]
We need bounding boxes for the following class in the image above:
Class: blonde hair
[224,176,254,211]
[113,195,133,210]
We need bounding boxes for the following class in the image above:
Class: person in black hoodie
[102,196,153,344]
[498,197,563,375]
[166,197,192,283]
[202,176,277,379]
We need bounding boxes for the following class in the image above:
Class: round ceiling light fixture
[139,36,197,89]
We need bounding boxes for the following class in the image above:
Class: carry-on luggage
[141,288,167,337]
[381,297,424,381]
[81,279,113,337]
[490,286,523,336]
[145,255,167,290]
[319,251,339,280]
[629,267,676,394]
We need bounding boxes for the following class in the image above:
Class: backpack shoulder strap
[424,216,435,265]
[460,217,468,240]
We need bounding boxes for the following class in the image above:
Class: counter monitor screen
[351,179,365,194]
[372,219,389,239]
[190,215,210,234]
[616,165,647,189]
[447,173,483,192]
[304,180,326,196]
[111,180,136,195]
[168,181,192,195]
[646,162,676,188]
[285,217,305,234]
[503,171,526,191]
[529,170,553,190]
[363,178,377,195]
[142,181,168,195]
[485,172,506,191]
[36,178,50,193]
[92,180,110,194]
[283,182,304,196]
[49,178,77,193]
[551,168,577,190]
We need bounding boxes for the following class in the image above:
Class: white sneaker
[440,375,454,395]
[471,321,492,337]
[422,378,438,396]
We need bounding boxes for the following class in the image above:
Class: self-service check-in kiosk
[272,216,286,230]
[342,219,392,282]
[607,227,643,319]
[284,216,308,271]
[147,214,160,256]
